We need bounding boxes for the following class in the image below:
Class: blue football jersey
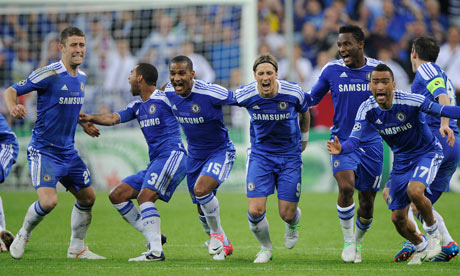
[235,80,310,155]
[117,90,184,161]
[411,62,458,134]
[164,79,234,159]
[350,91,446,163]
[11,61,85,152]
[0,114,16,141]
[310,58,382,144]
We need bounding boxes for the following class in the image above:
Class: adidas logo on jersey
[253,105,260,109]
[61,84,68,90]
[375,119,383,124]
[340,72,348,78]
[172,105,178,110]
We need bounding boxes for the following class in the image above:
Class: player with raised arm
[164,55,235,260]
[327,64,460,265]
[3,26,105,260]
[0,115,19,253]
[79,63,186,261]
[391,36,460,262]
[233,54,311,263]
[309,25,383,263]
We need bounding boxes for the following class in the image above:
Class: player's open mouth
[375,92,386,101]
[261,83,270,90]
[341,54,351,62]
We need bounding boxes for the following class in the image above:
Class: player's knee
[339,185,354,200]
[248,208,265,218]
[108,187,123,204]
[280,211,296,223]
[193,186,207,197]
[40,198,58,212]
[79,193,96,206]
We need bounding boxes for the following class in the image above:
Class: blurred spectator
[437,25,460,103]
[424,0,449,41]
[365,16,394,59]
[447,0,460,28]
[258,18,285,57]
[382,0,410,43]
[85,18,115,85]
[0,51,10,88]
[317,6,340,51]
[39,38,60,68]
[103,39,137,96]
[11,41,34,83]
[298,21,321,66]
[294,0,323,31]
[210,25,240,87]
[377,47,410,91]
[306,50,331,91]
[278,44,313,90]
[259,0,284,33]
[137,13,183,62]
[182,41,215,83]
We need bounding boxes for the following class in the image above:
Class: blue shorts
[331,142,383,192]
[27,146,91,191]
[387,151,443,210]
[0,137,19,183]
[430,132,460,192]
[246,150,302,202]
[122,150,187,202]
[187,148,235,204]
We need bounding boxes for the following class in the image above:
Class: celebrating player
[327,64,460,265]
[391,35,460,262]
[233,54,311,263]
[3,27,104,260]
[79,63,187,261]
[309,25,383,263]
[163,55,235,260]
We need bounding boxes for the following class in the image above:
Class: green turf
[0,191,459,275]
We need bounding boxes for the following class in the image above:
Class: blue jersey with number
[164,79,234,159]
[310,58,382,144]
[117,90,184,160]
[411,62,458,134]
[234,80,310,156]
[349,91,452,164]
[11,61,85,152]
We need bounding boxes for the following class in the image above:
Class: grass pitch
[0,191,459,275]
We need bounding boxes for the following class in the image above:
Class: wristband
[301,132,309,142]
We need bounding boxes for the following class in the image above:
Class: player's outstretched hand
[440,125,455,147]
[327,136,342,155]
[10,104,27,119]
[81,121,100,138]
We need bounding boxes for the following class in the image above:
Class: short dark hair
[170,55,193,71]
[339,24,365,43]
[253,54,278,72]
[371,63,394,81]
[60,26,85,45]
[136,63,158,86]
[412,36,439,62]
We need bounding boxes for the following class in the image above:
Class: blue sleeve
[11,75,51,96]
[341,136,360,154]
[421,97,460,119]
[341,119,370,154]
[116,105,136,123]
[309,70,331,106]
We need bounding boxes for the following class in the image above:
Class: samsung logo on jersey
[175,116,205,124]
[140,118,160,127]
[252,113,290,121]
[59,97,84,104]
[379,123,412,135]
[338,83,369,92]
